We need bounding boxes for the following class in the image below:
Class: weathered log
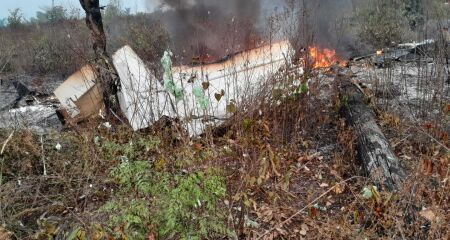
[339,78,405,191]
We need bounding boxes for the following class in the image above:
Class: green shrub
[356,0,412,48]
[154,170,229,240]
[101,135,161,161]
[103,159,153,239]
[101,135,229,239]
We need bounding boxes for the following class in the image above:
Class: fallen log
[339,78,405,191]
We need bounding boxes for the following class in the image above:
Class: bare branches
[256,176,363,240]
[0,131,14,156]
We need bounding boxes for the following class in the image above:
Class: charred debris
[0,37,445,132]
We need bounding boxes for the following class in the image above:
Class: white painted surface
[171,40,292,135]
[112,45,175,131]
[56,41,292,135]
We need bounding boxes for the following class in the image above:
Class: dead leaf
[214,90,225,101]
[310,207,318,218]
[0,226,12,240]
[440,132,449,143]
[202,82,210,90]
[334,183,345,194]
[226,102,237,113]
[299,229,307,236]
[276,227,288,236]
[422,122,434,130]
[419,209,436,222]
[193,143,203,151]
[330,169,339,177]
[422,159,434,175]
[438,156,449,179]
[214,93,222,101]
[301,223,309,232]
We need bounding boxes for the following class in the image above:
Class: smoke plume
[148,0,284,63]
[147,0,362,63]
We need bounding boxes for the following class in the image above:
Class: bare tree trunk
[79,0,122,120]
[339,78,406,191]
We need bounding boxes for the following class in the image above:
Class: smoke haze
[146,0,361,62]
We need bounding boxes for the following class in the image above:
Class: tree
[103,0,126,22]
[0,18,6,27]
[32,6,67,24]
[356,0,411,48]
[46,6,68,23]
[402,0,424,30]
[7,8,24,28]
[79,0,122,120]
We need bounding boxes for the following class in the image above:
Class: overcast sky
[0,0,158,19]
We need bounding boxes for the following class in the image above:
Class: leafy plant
[103,159,154,239]
[101,135,160,161]
[101,135,228,239]
[153,170,229,239]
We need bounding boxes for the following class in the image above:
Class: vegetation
[30,6,68,24]
[355,0,412,48]
[0,0,449,239]
[0,3,168,76]
[103,0,130,22]
[6,8,24,28]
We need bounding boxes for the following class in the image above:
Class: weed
[100,134,228,239]
[101,135,160,161]
[154,170,229,239]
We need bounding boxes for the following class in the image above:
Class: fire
[308,46,347,69]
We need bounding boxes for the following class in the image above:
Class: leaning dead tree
[79,0,122,119]
[339,78,406,191]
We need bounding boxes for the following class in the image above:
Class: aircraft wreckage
[53,40,292,135]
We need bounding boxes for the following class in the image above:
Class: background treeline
[0,0,448,76]
[0,0,169,76]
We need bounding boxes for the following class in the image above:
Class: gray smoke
[291,0,362,57]
[148,0,285,63]
[147,0,363,62]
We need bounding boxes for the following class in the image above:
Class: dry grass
[1,63,447,239]
[0,1,449,239]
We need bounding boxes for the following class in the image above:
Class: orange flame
[308,47,347,69]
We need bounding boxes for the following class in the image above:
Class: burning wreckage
[1,38,446,135]
[1,38,446,189]
[2,40,292,135]
[0,37,447,136]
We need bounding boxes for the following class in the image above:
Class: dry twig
[1,131,14,155]
[256,176,363,240]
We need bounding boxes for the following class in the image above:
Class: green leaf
[193,86,209,110]
[215,90,225,101]
[362,186,378,199]
[300,83,309,94]
[67,227,85,240]
[226,102,237,113]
